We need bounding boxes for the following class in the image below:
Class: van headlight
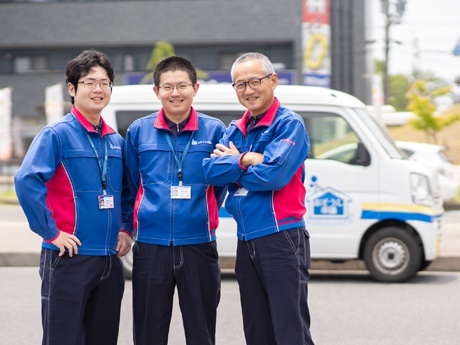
[410,173,433,206]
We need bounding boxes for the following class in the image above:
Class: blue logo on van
[306,176,351,220]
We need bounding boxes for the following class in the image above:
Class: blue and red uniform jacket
[203,98,310,241]
[15,107,133,256]
[124,107,227,246]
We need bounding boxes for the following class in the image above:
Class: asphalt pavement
[1,201,459,272]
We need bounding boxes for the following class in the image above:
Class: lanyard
[164,132,194,186]
[85,132,108,194]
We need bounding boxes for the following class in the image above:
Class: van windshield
[353,108,404,159]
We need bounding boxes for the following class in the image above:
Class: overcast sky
[369,0,460,82]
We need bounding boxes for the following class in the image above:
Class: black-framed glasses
[78,80,113,90]
[157,83,194,92]
[232,74,272,92]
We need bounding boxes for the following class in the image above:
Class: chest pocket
[137,143,171,185]
[107,149,123,192]
[62,148,123,193]
[250,131,273,153]
[62,149,102,192]
[183,143,214,184]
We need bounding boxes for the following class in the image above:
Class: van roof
[110,83,366,109]
[274,84,366,108]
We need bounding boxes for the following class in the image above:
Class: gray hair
[230,52,274,81]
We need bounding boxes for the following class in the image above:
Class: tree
[140,40,208,84]
[389,74,411,111]
[375,59,411,111]
[406,80,460,144]
[140,41,175,84]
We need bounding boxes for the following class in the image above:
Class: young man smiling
[124,56,226,345]
[15,49,133,345]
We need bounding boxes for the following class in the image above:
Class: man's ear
[67,82,76,97]
[153,86,160,99]
[270,73,279,89]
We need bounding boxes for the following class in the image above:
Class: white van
[103,84,443,282]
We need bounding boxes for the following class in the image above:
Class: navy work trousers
[39,248,125,345]
[235,227,314,345]
[132,241,221,345]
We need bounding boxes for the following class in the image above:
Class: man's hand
[211,141,264,167]
[51,231,82,257]
[240,152,264,167]
[211,141,240,157]
[116,232,133,257]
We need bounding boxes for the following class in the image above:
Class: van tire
[364,227,422,282]
[419,259,433,272]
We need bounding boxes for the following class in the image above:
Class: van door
[301,111,379,259]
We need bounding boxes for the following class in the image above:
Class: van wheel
[363,227,422,282]
[419,260,433,272]
[120,250,133,280]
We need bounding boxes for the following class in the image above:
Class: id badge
[98,195,114,209]
[234,187,248,196]
[171,185,191,199]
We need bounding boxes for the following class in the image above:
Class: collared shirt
[247,112,266,132]
[93,120,102,135]
[164,112,191,136]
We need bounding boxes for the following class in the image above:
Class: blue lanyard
[85,132,108,193]
[164,132,194,185]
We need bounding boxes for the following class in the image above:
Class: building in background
[0,0,372,157]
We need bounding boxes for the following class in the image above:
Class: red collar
[154,107,199,132]
[71,106,115,136]
[234,97,281,135]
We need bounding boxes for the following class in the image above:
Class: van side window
[114,110,241,138]
[197,111,242,126]
[302,113,370,166]
[116,110,154,138]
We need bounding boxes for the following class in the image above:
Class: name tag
[171,185,191,199]
[98,195,114,209]
[234,187,248,196]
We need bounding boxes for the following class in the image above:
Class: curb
[1,253,460,272]
[0,253,40,267]
[445,201,460,211]
[309,257,460,272]
[0,197,19,205]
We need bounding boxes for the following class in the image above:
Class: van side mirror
[349,142,371,166]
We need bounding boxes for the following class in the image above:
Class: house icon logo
[306,186,351,220]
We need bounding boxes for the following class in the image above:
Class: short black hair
[65,49,114,104]
[153,56,197,87]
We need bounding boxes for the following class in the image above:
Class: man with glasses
[124,56,227,345]
[15,49,133,345]
[203,52,314,345]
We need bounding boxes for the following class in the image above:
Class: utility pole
[381,0,406,104]
[412,36,421,76]
[382,0,391,104]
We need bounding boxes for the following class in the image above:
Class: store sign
[302,0,331,88]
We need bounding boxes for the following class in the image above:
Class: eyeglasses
[157,83,194,92]
[78,80,113,90]
[232,74,272,92]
